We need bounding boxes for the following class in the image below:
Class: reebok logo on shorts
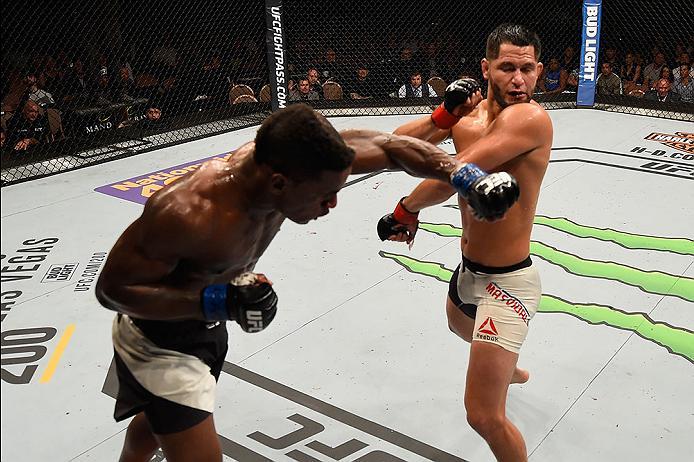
[485,282,530,325]
[476,317,499,342]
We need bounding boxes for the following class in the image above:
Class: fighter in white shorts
[449,255,541,354]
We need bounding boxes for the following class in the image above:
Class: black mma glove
[377,197,419,242]
[431,78,482,129]
[201,273,278,332]
[450,164,520,221]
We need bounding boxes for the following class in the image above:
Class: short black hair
[254,104,355,180]
[486,24,542,61]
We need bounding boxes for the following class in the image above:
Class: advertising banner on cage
[265,0,288,111]
[577,0,602,106]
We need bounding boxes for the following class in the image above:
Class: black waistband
[129,316,222,345]
[462,255,532,274]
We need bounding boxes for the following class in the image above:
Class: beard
[490,80,534,108]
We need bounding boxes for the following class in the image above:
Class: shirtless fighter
[95,103,520,462]
[378,24,553,461]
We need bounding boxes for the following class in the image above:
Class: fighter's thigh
[156,415,221,462]
[464,341,519,415]
[446,296,475,342]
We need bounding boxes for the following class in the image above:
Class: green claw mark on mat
[377,253,453,283]
[379,251,694,363]
[533,215,694,256]
[418,222,694,302]
[443,206,694,255]
[540,294,694,364]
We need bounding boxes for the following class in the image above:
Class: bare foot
[511,367,530,384]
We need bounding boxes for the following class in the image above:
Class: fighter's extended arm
[344,128,458,181]
[344,129,517,221]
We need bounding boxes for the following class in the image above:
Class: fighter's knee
[466,408,504,438]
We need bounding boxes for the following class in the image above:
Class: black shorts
[448,255,533,319]
[112,315,228,434]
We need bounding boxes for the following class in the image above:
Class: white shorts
[450,256,541,354]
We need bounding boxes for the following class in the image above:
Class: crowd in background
[537,44,692,103]
[2,33,692,155]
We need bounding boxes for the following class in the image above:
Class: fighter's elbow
[95,280,121,312]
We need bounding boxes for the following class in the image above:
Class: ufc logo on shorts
[245,310,264,333]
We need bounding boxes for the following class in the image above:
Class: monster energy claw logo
[379,211,694,364]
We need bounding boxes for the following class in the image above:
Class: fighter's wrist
[394,197,419,224]
[431,103,461,129]
[450,163,486,195]
[201,284,231,321]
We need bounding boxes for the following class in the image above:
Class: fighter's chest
[189,214,285,275]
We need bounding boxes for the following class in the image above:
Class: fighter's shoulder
[497,102,552,132]
[501,101,550,120]
[143,186,216,239]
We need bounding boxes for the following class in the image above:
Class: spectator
[197,50,229,103]
[538,58,567,95]
[348,64,377,99]
[5,100,50,152]
[95,52,117,85]
[595,62,622,96]
[620,52,643,95]
[393,47,420,88]
[288,40,311,73]
[561,46,578,71]
[112,65,137,103]
[398,71,438,98]
[642,52,666,90]
[306,68,323,98]
[644,78,681,103]
[151,33,178,80]
[658,66,674,85]
[62,58,91,106]
[673,64,693,103]
[132,106,164,131]
[673,52,691,85]
[320,48,343,82]
[602,46,620,69]
[145,75,181,120]
[0,126,6,150]
[39,56,64,99]
[565,67,580,92]
[289,78,319,101]
[24,72,55,108]
[421,42,444,78]
[92,67,114,106]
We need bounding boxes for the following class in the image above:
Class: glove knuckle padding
[377,214,399,241]
[469,173,520,220]
[443,78,481,112]
[234,283,278,333]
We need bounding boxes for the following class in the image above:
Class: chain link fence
[593,0,693,117]
[2,0,692,186]
[1,0,269,185]
[281,0,582,114]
